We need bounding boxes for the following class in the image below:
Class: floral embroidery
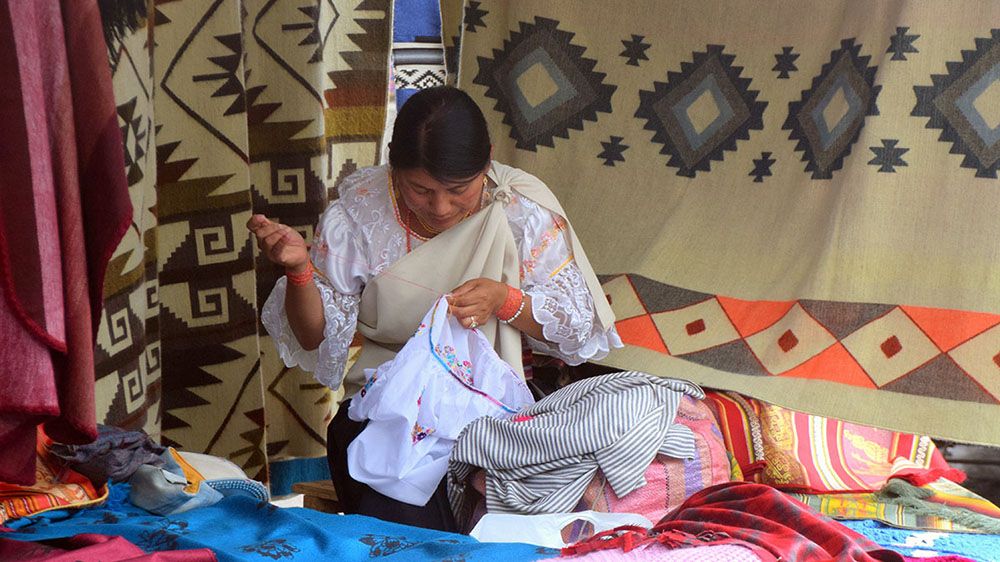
[520,216,567,278]
[136,519,188,551]
[411,422,435,444]
[433,344,474,385]
[413,322,428,336]
[99,511,120,524]
[360,371,379,397]
[239,538,300,559]
[359,535,418,557]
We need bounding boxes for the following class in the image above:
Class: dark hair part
[388,86,491,183]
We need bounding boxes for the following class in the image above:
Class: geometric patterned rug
[604,274,1000,404]
[456,0,1000,445]
[96,0,391,484]
[96,6,162,440]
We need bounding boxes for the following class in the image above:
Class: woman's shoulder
[491,161,536,180]
[492,163,557,218]
[504,190,565,242]
[491,161,565,214]
[325,164,391,221]
[493,163,570,252]
[335,164,388,199]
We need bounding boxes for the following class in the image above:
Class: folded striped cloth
[447,371,703,520]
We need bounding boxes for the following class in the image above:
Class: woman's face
[394,167,487,232]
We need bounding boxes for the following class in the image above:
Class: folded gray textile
[128,450,269,515]
[49,424,165,483]
[447,371,703,518]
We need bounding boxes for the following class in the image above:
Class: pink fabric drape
[0,0,131,485]
[0,533,217,562]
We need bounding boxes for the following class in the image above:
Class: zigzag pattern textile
[95,0,391,486]
[392,0,446,108]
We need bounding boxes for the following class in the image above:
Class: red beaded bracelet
[286,262,314,287]
[497,285,525,323]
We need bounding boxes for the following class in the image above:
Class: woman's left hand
[448,278,507,329]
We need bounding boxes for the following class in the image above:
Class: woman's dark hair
[388,86,491,183]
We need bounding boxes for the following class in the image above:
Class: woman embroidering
[248,86,620,531]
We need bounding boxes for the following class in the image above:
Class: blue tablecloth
[3,484,557,562]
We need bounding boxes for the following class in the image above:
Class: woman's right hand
[247,214,310,272]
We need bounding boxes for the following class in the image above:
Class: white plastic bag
[469,511,653,549]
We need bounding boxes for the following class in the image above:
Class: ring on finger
[468,316,478,329]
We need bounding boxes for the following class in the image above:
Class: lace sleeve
[261,277,360,389]
[524,262,622,365]
[260,199,368,390]
[508,195,622,365]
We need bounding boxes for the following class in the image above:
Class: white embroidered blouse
[261,164,623,390]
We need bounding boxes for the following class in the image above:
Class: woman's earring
[479,180,488,207]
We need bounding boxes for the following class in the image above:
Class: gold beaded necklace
[414,209,446,235]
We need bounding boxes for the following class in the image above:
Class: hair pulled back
[388,86,491,182]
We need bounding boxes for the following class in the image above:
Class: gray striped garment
[447,371,704,519]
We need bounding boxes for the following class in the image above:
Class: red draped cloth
[564,482,904,560]
[653,482,903,561]
[0,0,132,485]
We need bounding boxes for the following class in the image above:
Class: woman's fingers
[249,216,308,268]
[447,292,471,308]
[447,283,474,311]
[262,224,286,241]
[251,222,283,246]
[261,226,289,253]
[247,214,280,233]
[246,214,266,231]
[449,280,477,297]
[448,279,506,328]
[448,290,491,309]
[453,308,485,328]
[450,278,494,302]
[450,302,491,326]
[262,225,305,250]
[269,240,288,262]
[448,303,478,318]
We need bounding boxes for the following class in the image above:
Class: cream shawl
[342,162,614,398]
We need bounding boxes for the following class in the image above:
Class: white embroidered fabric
[260,165,622,389]
[346,296,534,506]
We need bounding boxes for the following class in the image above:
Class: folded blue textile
[842,519,1000,561]
[129,463,224,515]
[3,483,557,562]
